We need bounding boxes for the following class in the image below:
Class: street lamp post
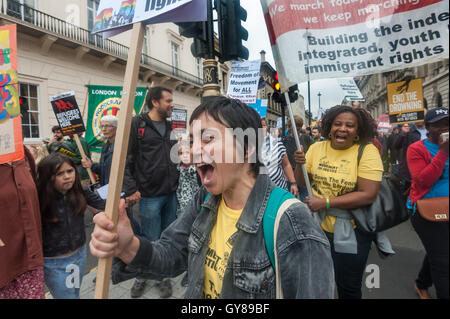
[318,92,321,116]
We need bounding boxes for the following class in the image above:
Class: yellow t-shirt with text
[203,198,242,299]
[305,140,383,233]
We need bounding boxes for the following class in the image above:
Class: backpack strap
[263,187,296,269]
[200,193,211,212]
[357,143,368,166]
[137,114,146,140]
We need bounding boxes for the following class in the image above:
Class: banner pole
[94,22,145,299]
[284,91,313,198]
[73,134,96,184]
[138,86,149,115]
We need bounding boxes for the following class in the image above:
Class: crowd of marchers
[1,87,448,300]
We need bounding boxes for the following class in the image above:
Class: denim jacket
[121,174,334,299]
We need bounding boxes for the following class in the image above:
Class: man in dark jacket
[122,86,179,299]
[394,119,428,195]
[386,126,401,173]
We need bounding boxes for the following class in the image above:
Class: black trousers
[411,212,449,299]
[325,229,375,299]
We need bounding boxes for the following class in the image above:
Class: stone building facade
[355,59,449,121]
[1,0,230,147]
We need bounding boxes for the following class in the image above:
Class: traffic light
[176,22,208,58]
[176,22,206,41]
[217,0,249,61]
[191,38,208,58]
[288,84,299,103]
[272,72,284,104]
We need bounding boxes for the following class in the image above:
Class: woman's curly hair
[321,105,376,145]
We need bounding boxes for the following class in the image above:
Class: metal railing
[1,0,203,86]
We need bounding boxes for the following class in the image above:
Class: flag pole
[284,91,312,198]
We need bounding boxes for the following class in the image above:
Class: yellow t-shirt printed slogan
[203,198,242,299]
[305,141,383,233]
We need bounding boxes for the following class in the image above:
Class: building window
[19,83,40,139]
[171,42,179,76]
[7,0,37,23]
[87,0,99,31]
[87,0,102,47]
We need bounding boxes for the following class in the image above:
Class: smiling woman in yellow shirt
[294,105,383,299]
[306,140,383,233]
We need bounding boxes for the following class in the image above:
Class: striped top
[261,134,288,190]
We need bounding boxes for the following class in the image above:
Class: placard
[227,59,261,104]
[387,78,424,124]
[0,24,23,164]
[93,0,206,36]
[171,108,187,132]
[50,91,86,136]
[377,113,393,133]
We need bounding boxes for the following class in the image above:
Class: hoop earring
[328,133,332,138]
[354,135,360,142]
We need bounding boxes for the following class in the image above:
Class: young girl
[176,140,201,287]
[176,140,201,216]
[37,153,104,299]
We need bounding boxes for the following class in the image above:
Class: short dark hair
[321,105,375,145]
[146,86,172,110]
[189,97,264,177]
[52,125,61,133]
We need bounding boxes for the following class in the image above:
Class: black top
[122,113,179,197]
[42,189,105,257]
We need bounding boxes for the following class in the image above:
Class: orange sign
[387,78,424,124]
[0,24,23,164]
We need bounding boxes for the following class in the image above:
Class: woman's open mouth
[196,163,215,185]
[334,133,348,143]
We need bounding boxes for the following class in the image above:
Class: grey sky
[242,0,349,119]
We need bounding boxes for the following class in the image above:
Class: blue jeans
[138,192,178,242]
[44,245,86,299]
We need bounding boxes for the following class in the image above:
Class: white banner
[260,0,449,88]
[227,60,261,104]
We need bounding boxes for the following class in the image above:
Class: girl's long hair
[37,153,87,223]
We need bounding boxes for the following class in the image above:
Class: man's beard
[158,108,171,119]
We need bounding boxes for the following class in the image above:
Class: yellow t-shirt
[305,140,383,233]
[203,198,242,299]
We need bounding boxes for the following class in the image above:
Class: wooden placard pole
[138,86,149,115]
[94,22,145,299]
[73,134,96,184]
